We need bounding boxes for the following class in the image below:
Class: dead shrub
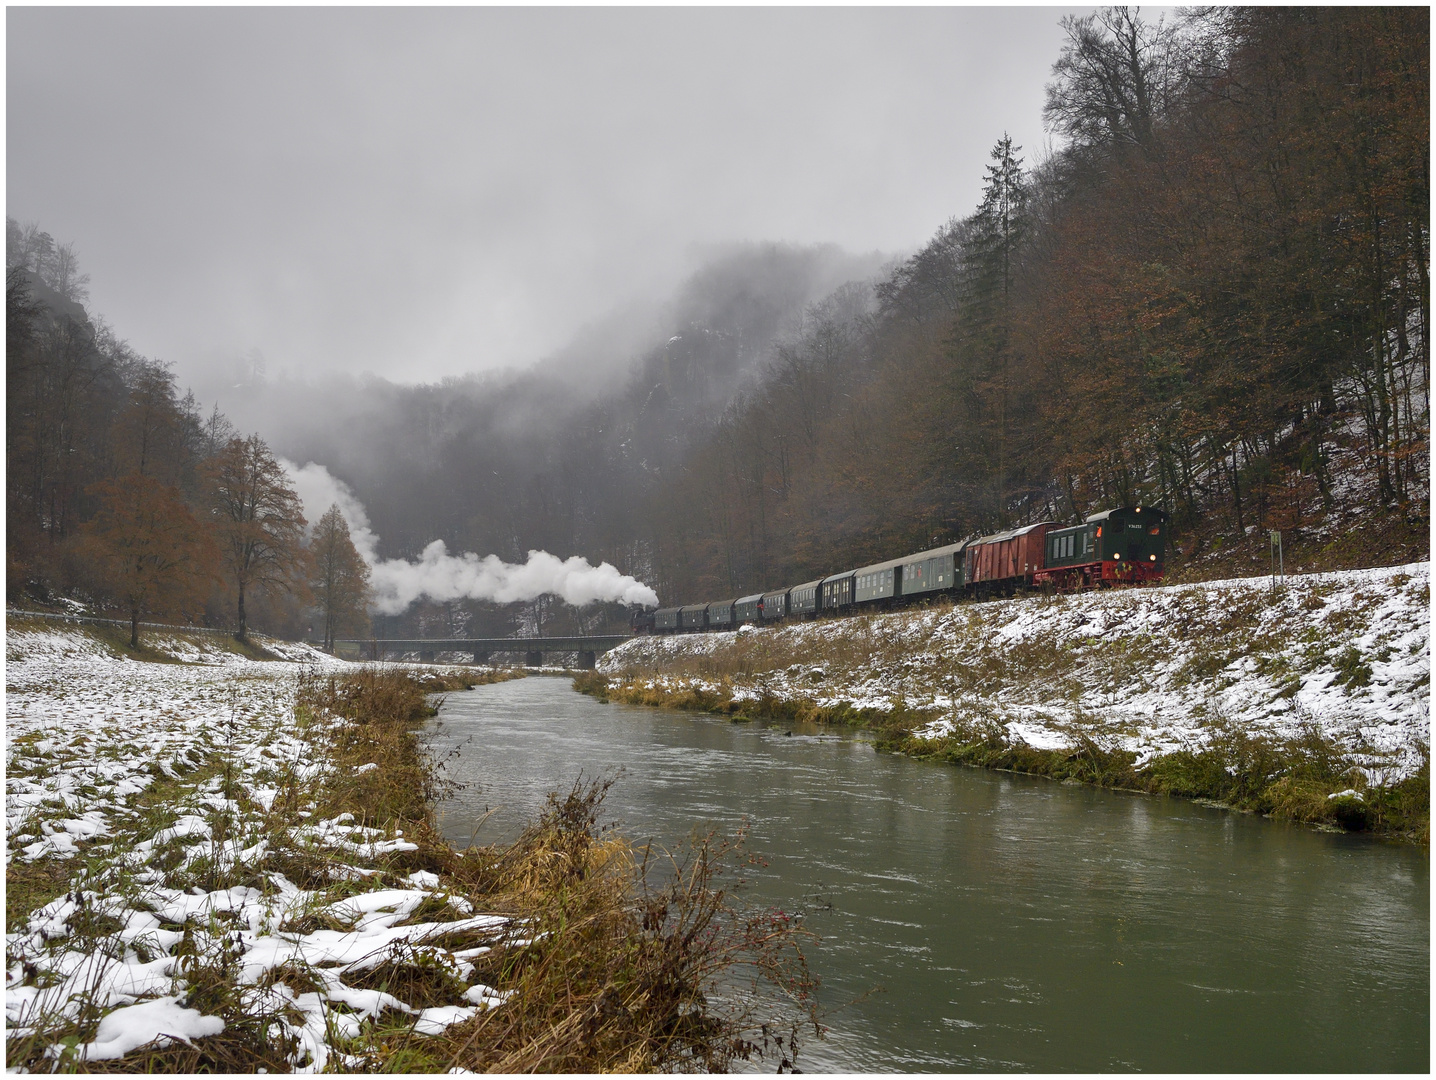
[435,778,818,1072]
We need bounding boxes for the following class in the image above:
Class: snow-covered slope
[601,563,1430,782]
[4,628,510,1071]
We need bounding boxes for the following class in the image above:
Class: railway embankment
[583,562,1430,843]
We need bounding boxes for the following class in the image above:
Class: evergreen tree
[951,134,1031,526]
[969,133,1028,329]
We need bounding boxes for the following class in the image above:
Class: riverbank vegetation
[6,636,816,1072]
[577,671,1428,844]
[584,564,1429,844]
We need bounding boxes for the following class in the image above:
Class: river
[427,676,1429,1072]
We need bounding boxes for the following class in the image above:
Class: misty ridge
[8,220,891,639]
[191,240,889,629]
[206,241,887,475]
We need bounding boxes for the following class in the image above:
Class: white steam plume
[280,459,659,615]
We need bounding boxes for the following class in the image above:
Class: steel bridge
[329,635,631,668]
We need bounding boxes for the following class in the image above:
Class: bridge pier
[524,650,544,667]
[577,650,597,670]
[472,650,490,665]
[419,650,435,664]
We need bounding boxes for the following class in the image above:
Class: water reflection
[428,677,1429,1072]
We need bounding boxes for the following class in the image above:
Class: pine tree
[969,134,1028,329]
[952,134,1030,526]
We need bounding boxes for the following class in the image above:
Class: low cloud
[281,459,658,614]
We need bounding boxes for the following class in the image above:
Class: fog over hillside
[198,242,889,565]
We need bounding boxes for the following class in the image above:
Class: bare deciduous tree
[203,435,309,642]
[80,472,218,647]
[309,503,372,651]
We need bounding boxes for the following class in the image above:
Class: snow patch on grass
[602,563,1429,782]
[5,629,509,1071]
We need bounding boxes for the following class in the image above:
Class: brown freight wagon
[964,521,1059,595]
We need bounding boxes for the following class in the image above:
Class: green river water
[427,677,1429,1072]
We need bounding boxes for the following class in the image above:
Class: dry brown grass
[15,667,816,1073]
[427,778,816,1073]
[585,589,1428,845]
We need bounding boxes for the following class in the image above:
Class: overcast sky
[8,7,1087,388]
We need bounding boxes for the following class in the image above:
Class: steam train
[632,505,1167,634]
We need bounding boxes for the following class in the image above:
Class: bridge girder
[329,636,630,665]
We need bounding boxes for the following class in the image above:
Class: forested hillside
[651,7,1428,603]
[7,7,1427,636]
[5,226,372,642]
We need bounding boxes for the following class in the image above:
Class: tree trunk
[236,582,248,643]
[130,608,141,650]
[1230,446,1245,535]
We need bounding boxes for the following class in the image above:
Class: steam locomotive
[633,505,1167,634]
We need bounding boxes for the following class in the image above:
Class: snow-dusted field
[5,626,511,1071]
[602,563,1430,782]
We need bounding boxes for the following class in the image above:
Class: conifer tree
[952,134,1030,526]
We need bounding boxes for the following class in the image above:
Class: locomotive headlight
[1149,554,1157,561]
[1114,553,1121,561]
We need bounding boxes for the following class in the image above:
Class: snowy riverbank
[6,623,805,1072]
[596,564,1429,826]
[4,626,512,1071]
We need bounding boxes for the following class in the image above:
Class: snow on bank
[601,563,1430,781]
[5,626,510,1071]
